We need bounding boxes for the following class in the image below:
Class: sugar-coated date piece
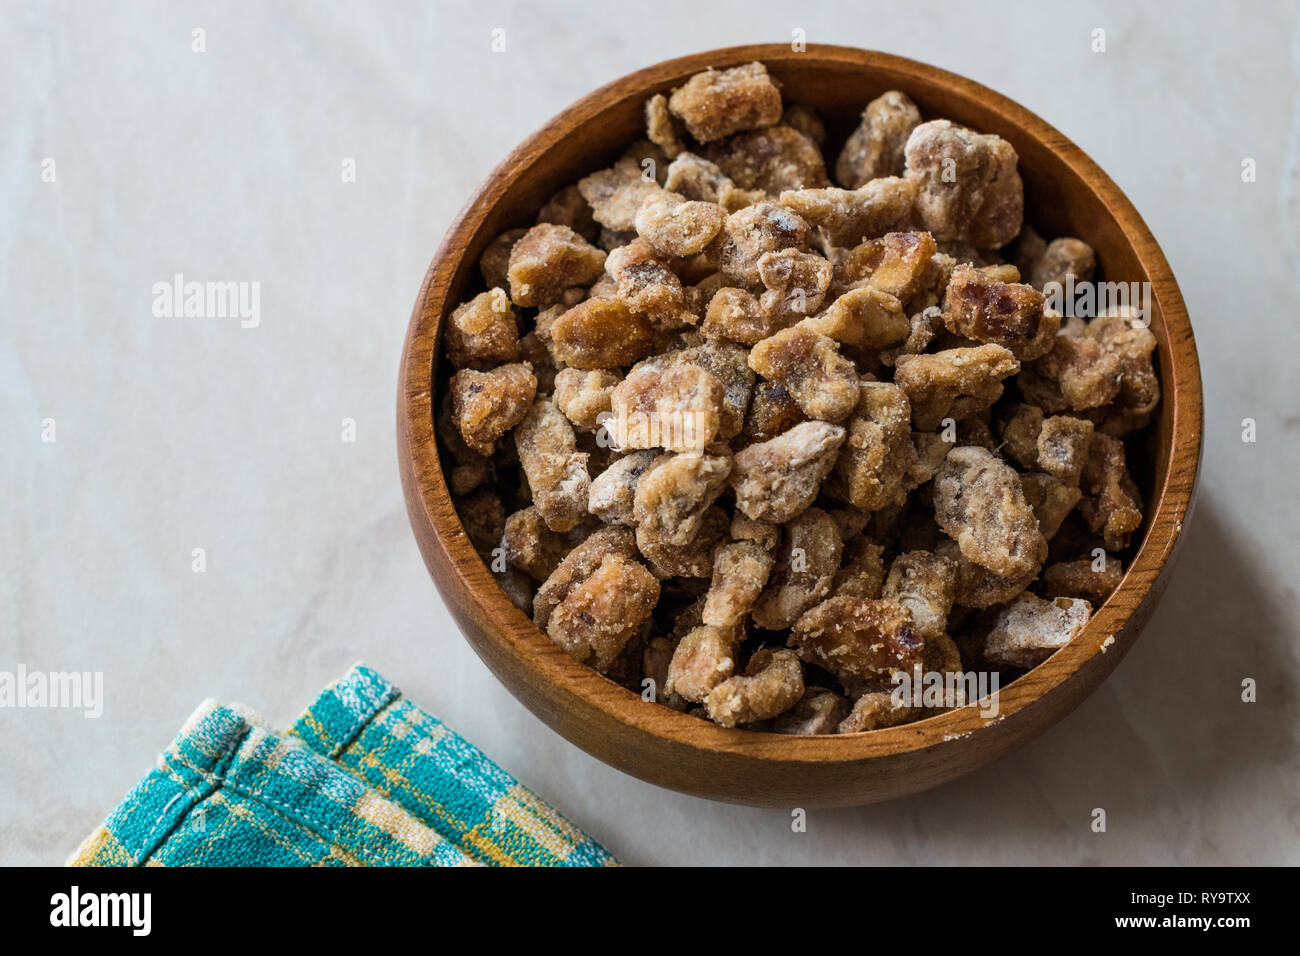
[894,344,1020,430]
[983,593,1092,668]
[1079,433,1143,550]
[634,190,725,258]
[586,449,657,525]
[706,202,812,287]
[791,595,924,682]
[837,691,918,733]
[748,325,860,423]
[448,362,537,457]
[705,648,805,728]
[840,230,938,303]
[933,446,1047,578]
[742,379,808,441]
[751,507,843,630]
[836,90,922,188]
[609,357,725,452]
[941,263,1050,359]
[667,62,784,144]
[706,125,829,195]
[537,184,599,243]
[550,297,654,370]
[547,553,660,672]
[515,398,591,533]
[804,286,909,348]
[532,526,638,630]
[507,223,607,308]
[1041,554,1124,603]
[665,624,739,702]
[633,452,732,547]
[778,177,915,247]
[730,420,846,523]
[444,288,520,370]
[772,685,851,735]
[832,381,917,512]
[882,550,957,641]
[702,540,776,629]
[905,119,1023,249]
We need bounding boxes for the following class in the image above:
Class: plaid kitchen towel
[68,665,617,867]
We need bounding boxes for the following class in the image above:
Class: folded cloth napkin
[68,664,617,867]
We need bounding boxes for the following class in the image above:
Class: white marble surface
[2,0,1298,866]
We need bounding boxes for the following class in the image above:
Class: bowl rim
[397,43,1203,767]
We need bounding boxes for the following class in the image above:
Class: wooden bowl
[397,44,1203,807]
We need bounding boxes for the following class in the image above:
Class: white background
[2,0,1298,865]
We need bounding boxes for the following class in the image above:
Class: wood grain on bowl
[397,44,1203,807]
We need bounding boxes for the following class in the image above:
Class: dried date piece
[933,446,1047,578]
[804,286,909,348]
[934,538,1033,609]
[449,362,537,457]
[550,297,654,370]
[663,152,765,212]
[730,513,781,551]
[707,125,829,195]
[778,177,915,247]
[515,398,591,533]
[751,507,843,630]
[882,550,957,641]
[547,553,660,672]
[1079,433,1143,550]
[537,184,599,243]
[667,62,784,144]
[634,191,726,258]
[702,541,777,629]
[791,596,924,682]
[532,526,638,630]
[587,449,657,525]
[444,288,520,370]
[665,624,739,702]
[609,357,725,452]
[553,367,620,429]
[840,230,938,303]
[941,263,1051,359]
[644,92,685,159]
[1041,554,1123,603]
[1019,471,1083,540]
[757,248,833,322]
[703,286,780,345]
[836,90,922,188]
[507,223,607,308]
[706,202,812,287]
[893,344,1020,430]
[638,504,729,579]
[706,648,805,727]
[830,535,887,600]
[904,120,1023,249]
[748,325,860,423]
[832,381,917,512]
[1029,237,1096,292]
[1036,415,1095,485]
[730,420,847,523]
[837,691,917,733]
[633,452,732,547]
[437,398,490,495]
[983,593,1092,668]
[1031,312,1160,413]
[578,157,663,233]
[742,380,808,441]
[771,685,851,735]
[480,228,526,290]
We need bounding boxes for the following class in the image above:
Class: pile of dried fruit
[438,62,1158,734]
